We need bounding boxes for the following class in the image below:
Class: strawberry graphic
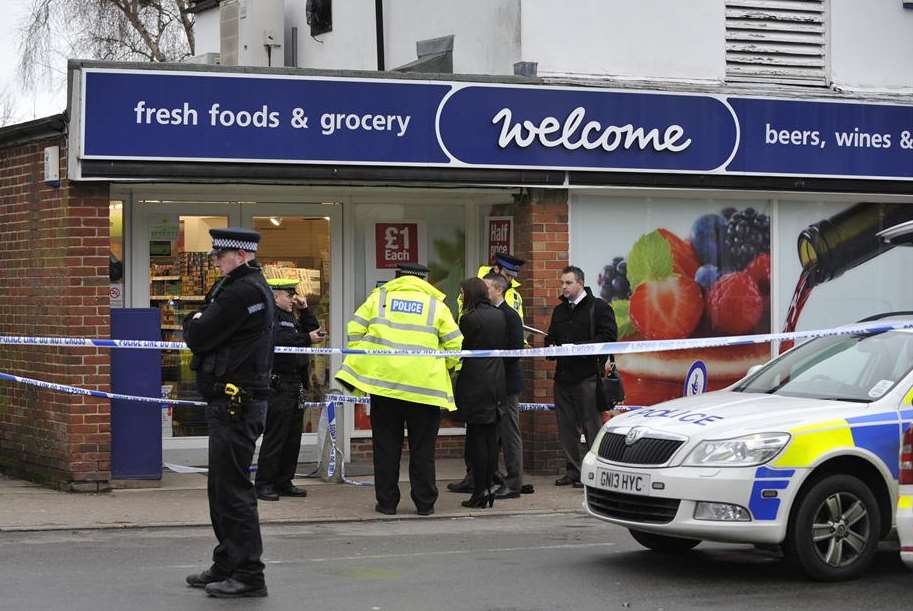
[708,271,763,335]
[746,253,770,295]
[657,228,700,279]
[629,275,704,340]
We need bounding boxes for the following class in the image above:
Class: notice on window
[375,223,419,268]
[486,216,513,262]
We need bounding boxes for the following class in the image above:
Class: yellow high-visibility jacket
[457,265,524,322]
[335,275,463,411]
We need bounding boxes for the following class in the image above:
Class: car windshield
[733,329,913,402]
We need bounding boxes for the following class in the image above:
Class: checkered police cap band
[212,238,258,252]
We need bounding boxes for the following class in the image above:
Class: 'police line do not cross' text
[131,101,412,137]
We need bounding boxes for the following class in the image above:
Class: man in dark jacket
[546,265,617,488]
[183,227,275,599]
[484,272,526,499]
[255,279,324,502]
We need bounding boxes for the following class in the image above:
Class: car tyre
[784,474,880,582]
[629,529,701,553]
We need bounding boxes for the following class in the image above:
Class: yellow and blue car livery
[581,389,913,563]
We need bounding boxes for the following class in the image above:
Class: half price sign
[375,223,419,268]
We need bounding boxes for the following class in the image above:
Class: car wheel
[784,474,881,582]
[629,529,701,553]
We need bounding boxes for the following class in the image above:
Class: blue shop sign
[78,68,913,181]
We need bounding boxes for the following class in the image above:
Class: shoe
[186,569,227,588]
[572,481,584,489]
[204,577,268,598]
[277,484,308,497]
[446,477,473,493]
[554,475,578,487]
[493,485,521,500]
[416,507,435,516]
[256,486,279,502]
[520,484,535,494]
[375,503,396,515]
[461,494,491,509]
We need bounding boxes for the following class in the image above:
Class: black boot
[186,568,227,589]
[446,474,473,493]
[204,578,268,598]
[256,485,280,501]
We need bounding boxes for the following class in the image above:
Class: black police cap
[395,263,430,279]
[209,227,261,255]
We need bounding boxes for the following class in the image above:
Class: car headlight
[683,433,791,467]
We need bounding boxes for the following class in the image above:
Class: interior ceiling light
[270,217,282,227]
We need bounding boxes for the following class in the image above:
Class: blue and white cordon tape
[0,319,910,358]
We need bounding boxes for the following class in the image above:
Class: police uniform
[335,263,463,515]
[458,253,525,321]
[255,279,320,501]
[183,228,275,598]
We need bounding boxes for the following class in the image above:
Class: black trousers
[206,397,267,586]
[255,382,303,490]
[554,377,602,481]
[370,394,441,512]
[466,421,498,498]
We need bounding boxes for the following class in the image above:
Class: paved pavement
[0,459,583,532]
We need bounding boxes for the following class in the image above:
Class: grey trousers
[554,377,602,480]
[497,394,523,491]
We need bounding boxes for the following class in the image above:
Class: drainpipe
[375,0,385,70]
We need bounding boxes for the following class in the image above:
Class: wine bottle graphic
[782,203,913,349]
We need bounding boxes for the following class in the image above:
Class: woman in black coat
[455,277,507,508]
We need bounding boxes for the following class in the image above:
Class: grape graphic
[598,257,631,301]
[722,208,770,271]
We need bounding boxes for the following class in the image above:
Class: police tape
[0,373,571,414]
[1,319,910,359]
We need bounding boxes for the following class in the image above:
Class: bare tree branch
[17,0,196,93]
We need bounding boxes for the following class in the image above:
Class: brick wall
[0,134,112,491]
[350,433,466,464]
[514,189,569,474]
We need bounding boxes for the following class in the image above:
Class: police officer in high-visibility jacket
[336,263,462,516]
[458,253,525,321]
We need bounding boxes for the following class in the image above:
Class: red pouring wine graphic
[780,269,813,353]
[781,202,913,352]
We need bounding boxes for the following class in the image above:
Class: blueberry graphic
[598,257,632,301]
[690,213,726,266]
[695,264,721,290]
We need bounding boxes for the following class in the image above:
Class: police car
[581,313,913,581]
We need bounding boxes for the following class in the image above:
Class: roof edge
[0,114,67,148]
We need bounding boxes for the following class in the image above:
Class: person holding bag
[545,266,617,488]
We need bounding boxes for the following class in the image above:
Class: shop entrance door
[241,204,344,451]
[135,201,341,467]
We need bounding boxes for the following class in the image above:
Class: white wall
[285,0,377,71]
[830,0,913,91]
[520,0,725,82]
[384,0,520,75]
[193,8,221,56]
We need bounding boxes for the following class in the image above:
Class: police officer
[255,278,324,502]
[184,227,275,599]
[450,253,527,494]
[336,263,463,516]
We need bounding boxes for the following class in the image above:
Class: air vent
[726,0,828,87]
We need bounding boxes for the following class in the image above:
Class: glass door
[138,203,240,438]
[242,203,344,443]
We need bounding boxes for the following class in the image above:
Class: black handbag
[590,298,625,410]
